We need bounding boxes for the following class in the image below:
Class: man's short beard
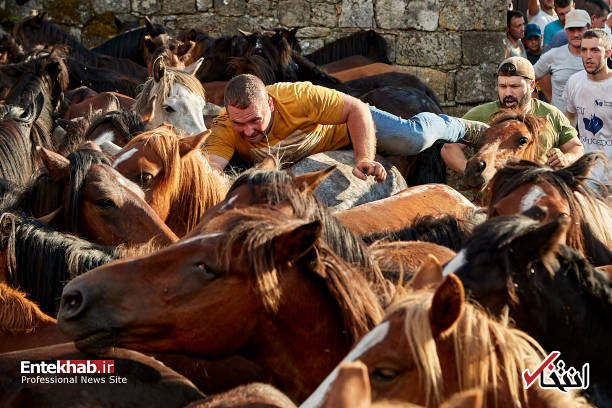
[587,60,606,75]
[500,92,531,109]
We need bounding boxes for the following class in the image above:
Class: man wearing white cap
[534,9,590,112]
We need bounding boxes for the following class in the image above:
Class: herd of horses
[0,10,611,408]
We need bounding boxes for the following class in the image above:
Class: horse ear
[555,151,605,190]
[153,57,165,82]
[36,207,63,225]
[38,146,70,180]
[507,214,570,268]
[292,166,336,196]
[238,29,252,38]
[144,35,156,54]
[144,16,160,38]
[183,57,203,76]
[139,95,157,122]
[439,389,483,408]
[409,255,444,290]
[272,220,322,264]
[429,273,464,339]
[114,16,124,31]
[320,361,371,408]
[179,130,210,157]
[255,155,279,171]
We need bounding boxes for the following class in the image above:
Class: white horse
[134,57,207,136]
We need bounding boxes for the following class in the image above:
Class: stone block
[278,0,311,26]
[175,13,218,33]
[375,0,438,31]
[197,0,214,11]
[214,0,247,17]
[462,32,505,65]
[311,2,338,27]
[299,38,324,54]
[393,65,447,103]
[162,0,196,14]
[247,0,274,17]
[339,0,373,28]
[296,26,331,38]
[440,0,505,31]
[441,104,477,117]
[381,34,396,62]
[47,0,92,25]
[92,0,130,15]
[396,32,461,67]
[131,0,162,15]
[455,64,497,104]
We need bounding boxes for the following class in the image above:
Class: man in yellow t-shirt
[204,74,488,182]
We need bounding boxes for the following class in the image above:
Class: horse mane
[488,152,612,265]
[121,127,228,232]
[227,55,277,85]
[92,25,167,65]
[363,212,485,252]
[305,30,390,65]
[134,65,206,115]
[14,15,98,65]
[0,283,51,335]
[0,118,34,185]
[218,207,383,342]
[0,212,119,315]
[385,289,589,407]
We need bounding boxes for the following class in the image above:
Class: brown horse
[1,147,177,246]
[303,273,592,408]
[58,206,383,402]
[333,184,480,237]
[113,125,230,236]
[487,152,612,266]
[464,109,547,191]
[0,283,68,353]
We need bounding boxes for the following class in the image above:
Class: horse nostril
[60,290,85,320]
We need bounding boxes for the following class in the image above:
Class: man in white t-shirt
[534,9,590,112]
[528,0,558,36]
[565,28,612,189]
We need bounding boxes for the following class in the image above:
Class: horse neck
[245,264,353,402]
[167,155,229,236]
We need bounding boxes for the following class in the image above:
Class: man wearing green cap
[441,56,584,173]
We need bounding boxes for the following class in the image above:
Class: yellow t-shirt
[203,82,350,165]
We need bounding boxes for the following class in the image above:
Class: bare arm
[208,154,229,171]
[546,137,584,169]
[335,94,386,182]
[441,143,468,175]
[536,74,552,103]
[528,0,540,18]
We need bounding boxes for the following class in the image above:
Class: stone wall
[1,0,507,115]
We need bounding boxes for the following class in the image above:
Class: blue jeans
[369,106,466,156]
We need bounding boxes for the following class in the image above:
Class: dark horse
[0,148,177,246]
[58,206,383,402]
[445,213,612,407]
[0,212,119,315]
[487,152,612,266]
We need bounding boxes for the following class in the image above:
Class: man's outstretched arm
[336,94,387,182]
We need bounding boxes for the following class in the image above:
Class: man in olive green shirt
[441,56,583,173]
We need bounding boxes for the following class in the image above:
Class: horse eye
[518,137,529,145]
[195,262,216,280]
[371,367,399,382]
[135,173,154,191]
[163,105,176,113]
[94,198,117,209]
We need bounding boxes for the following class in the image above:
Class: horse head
[464,109,546,191]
